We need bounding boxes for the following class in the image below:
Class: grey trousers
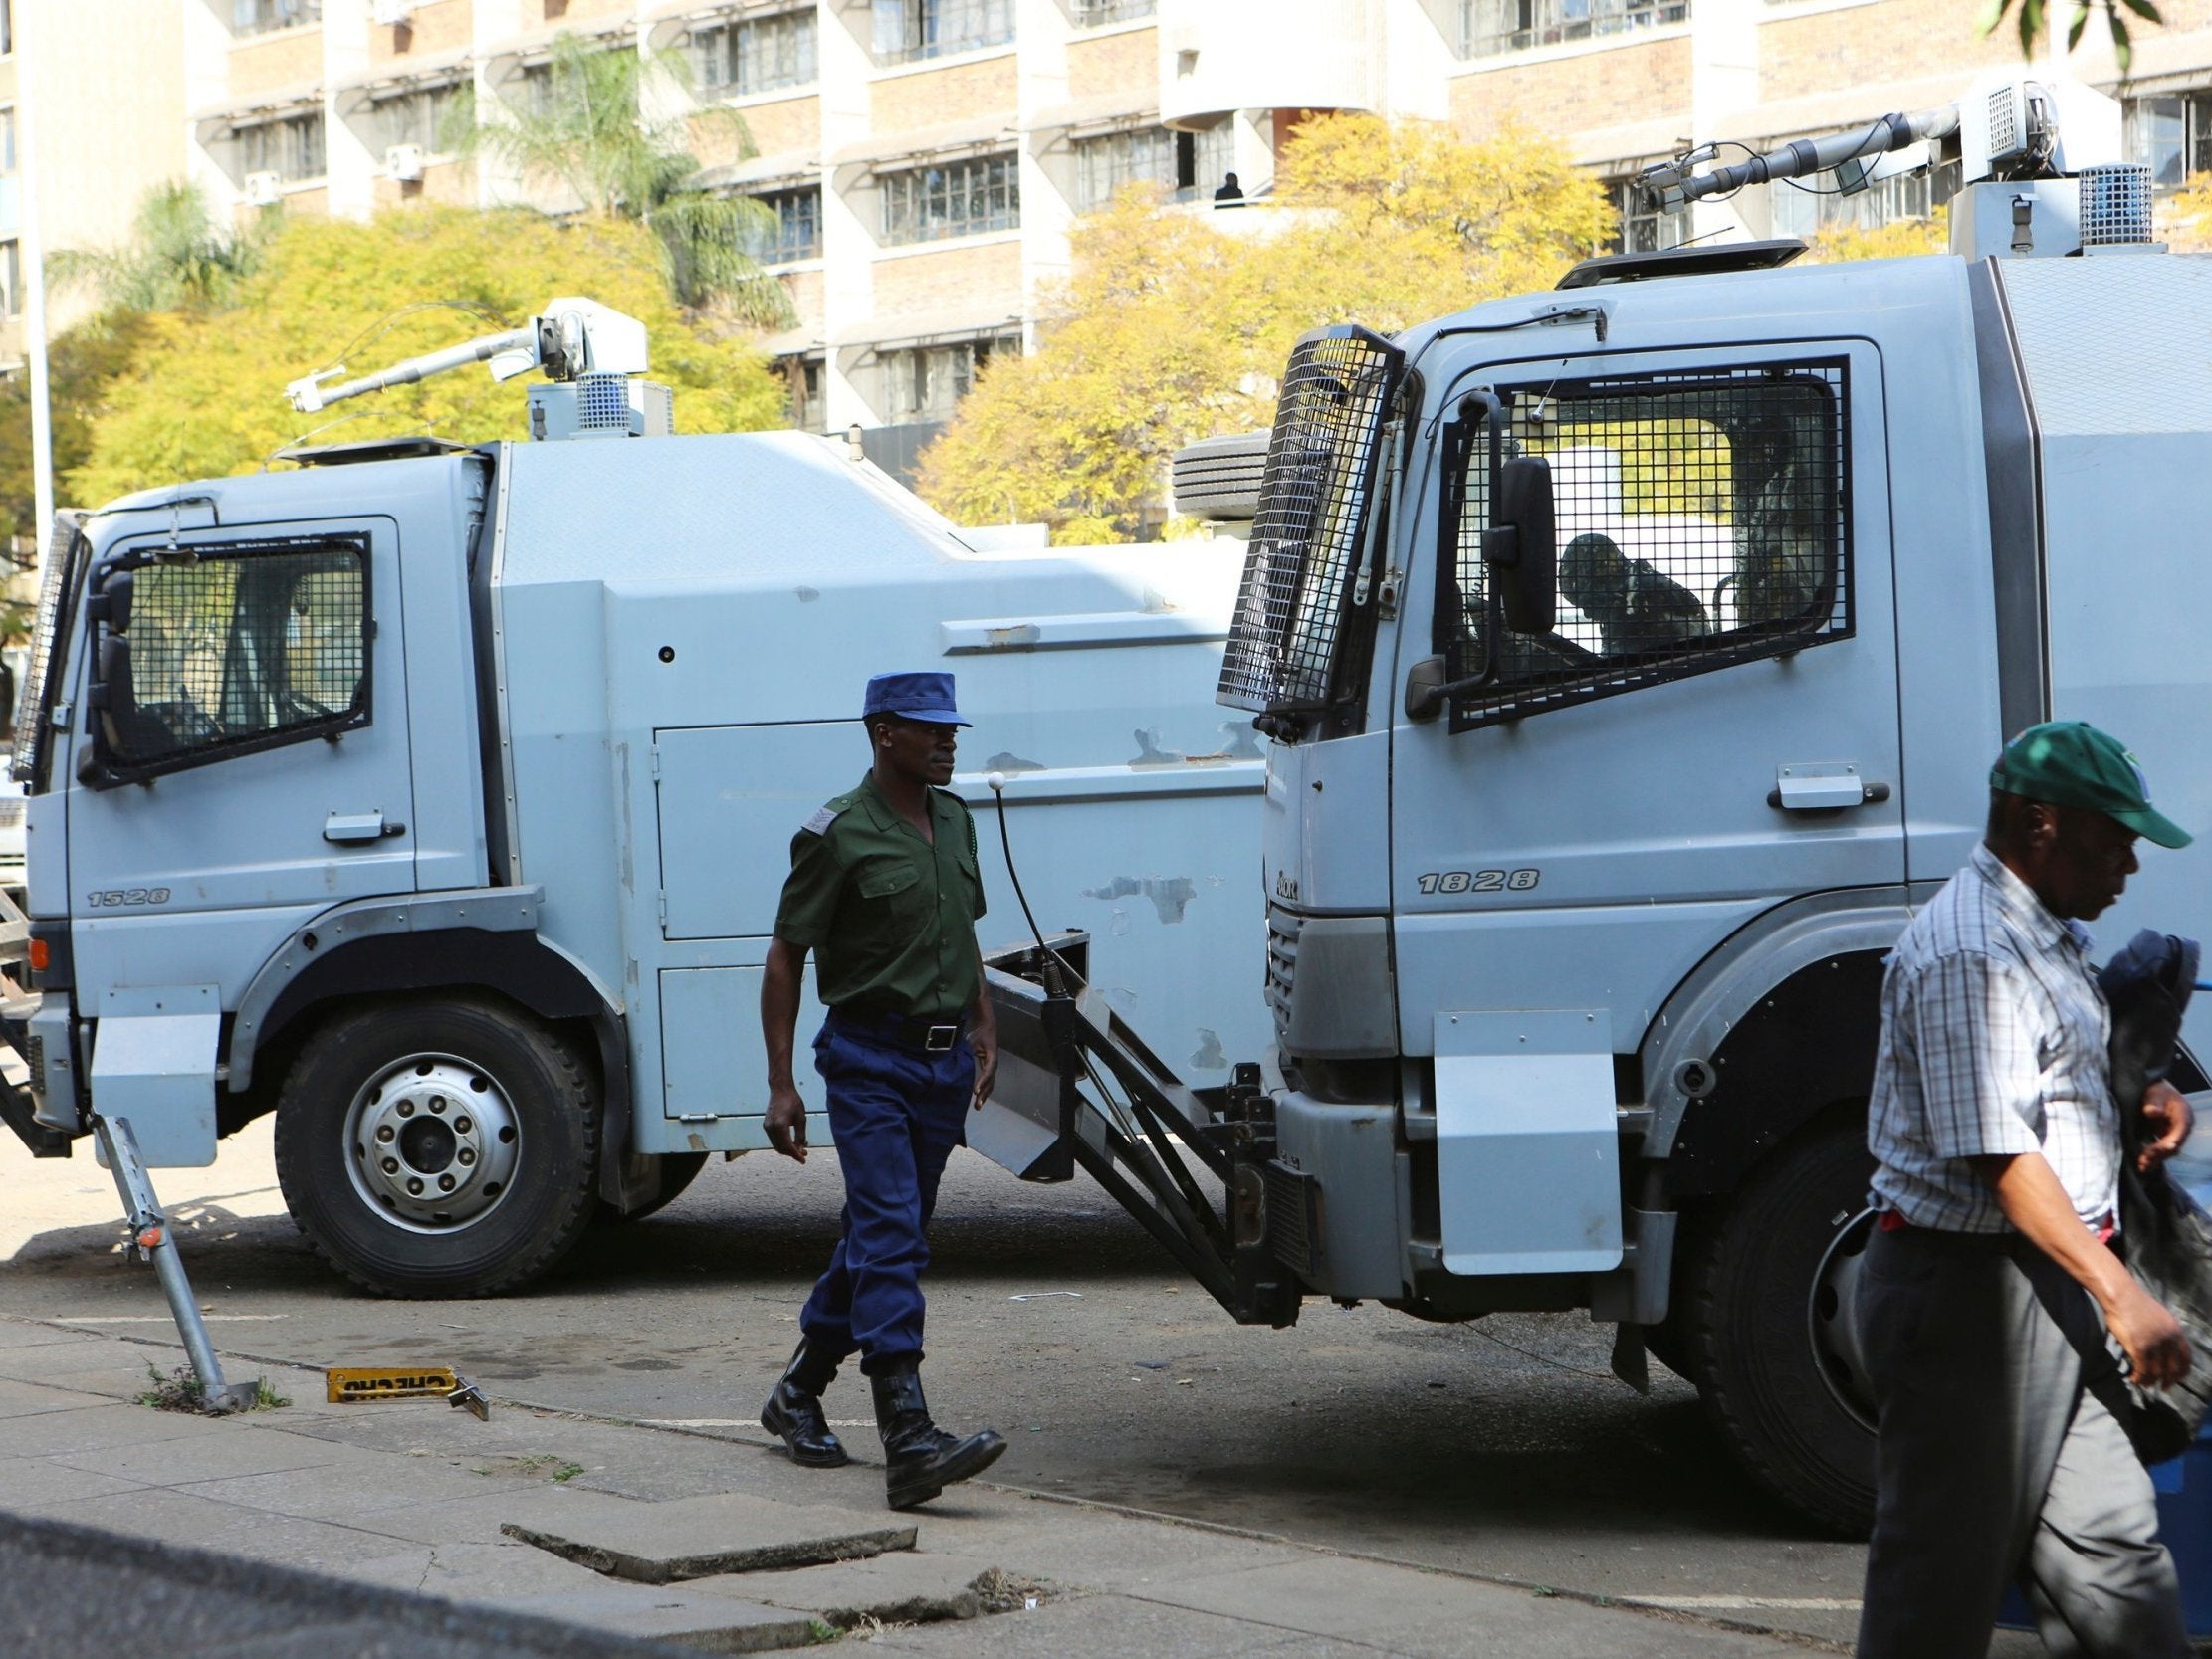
[1856,1225,2191,1659]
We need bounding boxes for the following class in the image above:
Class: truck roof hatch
[275,436,478,468]
[1556,240,1807,290]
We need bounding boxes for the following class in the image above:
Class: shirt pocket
[950,841,984,920]
[855,860,926,932]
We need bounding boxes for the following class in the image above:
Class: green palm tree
[457,34,792,327]
[49,180,267,314]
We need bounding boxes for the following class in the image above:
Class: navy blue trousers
[799,1017,974,1374]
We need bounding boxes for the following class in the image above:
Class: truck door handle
[324,812,405,843]
[1767,764,1891,812]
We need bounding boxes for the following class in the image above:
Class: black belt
[830,1009,969,1054]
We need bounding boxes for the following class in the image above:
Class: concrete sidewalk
[0,1313,1825,1657]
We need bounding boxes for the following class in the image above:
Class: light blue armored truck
[977,73,2212,1534]
[0,297,1264,1305]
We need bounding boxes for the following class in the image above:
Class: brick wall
[780,266,825,333]
[532,0,633,27]
[872,238,1021,319]
[1449,36,1687,143]
[231,26,324,98]
[1067,26,1157,103]
[373,160,477,209]
[1759,0,2014,105]
[284,186,331,217]
[739,95,822,162]
[372,0,473,65]
[871,56,1019,134]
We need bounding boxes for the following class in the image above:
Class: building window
[0,2,11,58]
[2125,91,2212,190]
[872,0,1014,66]
[233,0,322,37]
[1458,0,1686,58]
[240,111,327,182]
[1076,127,1174,210]
[0,107,13,174]
[752,188,822,262]
[0,241,18,318]
[374,82,468,154]
[1071,0,1156,24]
[882,331,1018,423]
[880,153,1019,244]
[694,8,818,96]
[1174,122,1234,201]
[782,353,826,432]
[1608,179,1687,253]
[1766,160,1957,241]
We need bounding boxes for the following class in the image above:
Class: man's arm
[763,935,809,1162]
[2141,1079,2195,1173]
[968,936,997,1111]
[1976,1149,2190,1385]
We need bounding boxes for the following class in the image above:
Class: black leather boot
[760,1337,848,1468]
[870,1362,1005,1510]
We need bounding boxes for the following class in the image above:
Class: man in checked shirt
[1858,721,2197,1658]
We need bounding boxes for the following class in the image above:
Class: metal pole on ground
[91,1114,262,1414]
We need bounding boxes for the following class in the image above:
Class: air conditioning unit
[384,144,426,183]
[243,171,284,206]
[372,0,415,24]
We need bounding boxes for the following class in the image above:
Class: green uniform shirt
[772,772,988,1019]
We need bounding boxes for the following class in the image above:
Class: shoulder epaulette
[800,793,859,836]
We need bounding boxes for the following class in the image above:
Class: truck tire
[593,1152,710,1226]
[274,997,602,1298]
[1682,1115,1878,1536]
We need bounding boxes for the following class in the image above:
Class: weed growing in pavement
[970,1567,1049,1613]
[551,1461,584,1483]
[138,1362,204,1412]
[136,1364,289,1412]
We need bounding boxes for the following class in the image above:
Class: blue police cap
[862,672,970,726]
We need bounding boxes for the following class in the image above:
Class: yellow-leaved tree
[917,114,1612,543]
[1800,206,1950,265]
[69,207,785,509]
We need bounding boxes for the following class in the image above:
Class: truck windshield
[1217,327,1402,716]
[1443,359,1850,729]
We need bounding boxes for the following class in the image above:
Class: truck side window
[84,535,371,786]
[1446,360,1849,728]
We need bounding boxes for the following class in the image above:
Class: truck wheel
[1682,1115,1878,1536]
[274,998,602,1298]
[593,1152,710,1226]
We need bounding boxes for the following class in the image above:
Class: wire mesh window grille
[90,540,369,782]
[694,8,818,95]
[881,153,1019,243]
[1442,361,1850,731]
[12,513,86,790]
[1459,0,1686,58]
[1217,328,1403,715]
[872,0,1014,65]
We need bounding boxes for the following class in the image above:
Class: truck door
[64,518,415,957]
[1392,342,1902,1048]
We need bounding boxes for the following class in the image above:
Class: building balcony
[1155,0,1377,129]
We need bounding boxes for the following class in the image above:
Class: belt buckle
[924,1023,959,1054]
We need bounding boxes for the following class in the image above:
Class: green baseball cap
[1989,721,2193,849]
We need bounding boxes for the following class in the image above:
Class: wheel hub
[1809,1204,1879,1430]
[343,1054,521,1232]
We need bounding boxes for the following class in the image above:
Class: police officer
[756,671,1006,1511]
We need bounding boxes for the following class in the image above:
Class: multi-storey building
[0,0,186,372]
[19,0,2212,455]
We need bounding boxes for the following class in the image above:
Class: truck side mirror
[89,633,137,761]
[87,567,134,635]
[1483,457,1556,635]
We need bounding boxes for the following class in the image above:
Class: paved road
[1,1121,1891,1649]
